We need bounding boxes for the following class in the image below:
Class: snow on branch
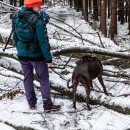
[53,46,130,59]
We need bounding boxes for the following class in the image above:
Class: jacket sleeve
[35,19,52,63]
[13,32,19,47]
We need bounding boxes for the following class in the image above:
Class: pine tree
[108,0,111,19]
[118,0,124,24]
[109,0,117,39]
[128,2,130,34]
[20,0,24,6]
[83,0,88,21]
[93,0,98,21]
[100,0,107,37]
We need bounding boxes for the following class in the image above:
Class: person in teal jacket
[13,7,52,63]
[13,0,61,113]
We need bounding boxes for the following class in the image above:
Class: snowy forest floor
[0,2,130,130]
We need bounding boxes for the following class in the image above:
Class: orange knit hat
[24,0,43,8]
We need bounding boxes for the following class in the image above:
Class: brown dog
[67,55,108,110]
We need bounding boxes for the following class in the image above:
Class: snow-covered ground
[0,3,130,130]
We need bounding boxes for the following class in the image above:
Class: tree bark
[109,0,117,39]
[100,0,107,37]
[118,0,124,24]
[89,0,92,14]
[20,0,24,6]
[83,0,88,21]
[69,0,73,8]
[74,0,77,11]
[93,0,99,21]
[75,0,82,12]
[108,0,111,19]
[128,2,130,34]
[9,0,13,5]
[74,0,80,11]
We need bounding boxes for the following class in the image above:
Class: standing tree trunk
[128,2,130,34]
[93,0,98,20]
[108,0,111,18]
[98,0,101,16]
[78,0,83,12]
[20,0,24,6]
[14,0,17,6]
[83,0,88,21]
[9,0,17,6]
[74,0,78,11]
[9,0,13,5]
[118,0,124,24]
[89,0,92,14]
[109,0,117,39]
[100,0,107,37]
[74,0,80,12]
[69,0,73,8]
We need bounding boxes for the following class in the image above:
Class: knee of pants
[36,69,49,79]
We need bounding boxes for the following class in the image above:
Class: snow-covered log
[50,84,130,115]
[0,120,35,130]
[53,46,130,59]
[0,1,18,11]
[0,59,130,115]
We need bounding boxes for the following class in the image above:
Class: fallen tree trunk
[103,58,130,69]
[103,70,130,79]
[0,54,129,80]
[53,46,130,59]
[49,22,102,47]
[50,83,130,115]
[0,51,17,59]
[0,120,35,130]
[0,1,17,11]
[0,60,130,115]
[1,45,130,60]
[103,58,122,64]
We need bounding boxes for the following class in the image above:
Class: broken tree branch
[49,22,101,47]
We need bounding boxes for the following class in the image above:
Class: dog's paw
[87,106,92,111]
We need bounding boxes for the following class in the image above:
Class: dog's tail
[67,78,73,89]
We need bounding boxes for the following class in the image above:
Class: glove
[39,9,50,24]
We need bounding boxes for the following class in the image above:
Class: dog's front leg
[98,76,108,95]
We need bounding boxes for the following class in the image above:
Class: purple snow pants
[20,60,52,108]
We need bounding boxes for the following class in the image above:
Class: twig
[49,54,73,70]
[61,53,73,70]
[0,72,21,92]
[105,79,130,85]
[97,32,105,48]
[51,68,67,80]
[53,31,62,40]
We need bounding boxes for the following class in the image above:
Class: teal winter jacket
[13,6,52,63]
